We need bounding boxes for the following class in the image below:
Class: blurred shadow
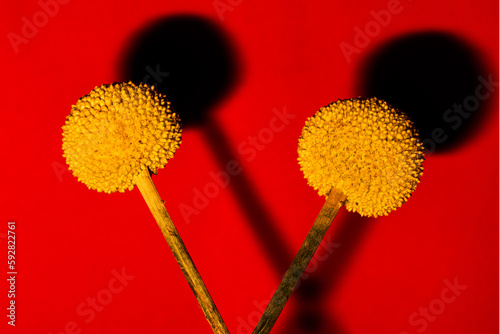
[312,214,374,296]
[204,119,293,274]
[360,31,488,153]
[122,14,238,126]
[281,305,347,334]
[121,15,294,273]
[279,213,373,334]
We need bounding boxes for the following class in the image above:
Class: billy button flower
[61,82,228,334]
[298,97,424,217]
[253,97,425,334]
[62,82,182,193]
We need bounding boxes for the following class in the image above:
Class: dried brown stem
[134,168,229,334]
[252,188,347,334]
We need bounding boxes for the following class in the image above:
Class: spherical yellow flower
[62,82,182,193]
[298,97,424,217]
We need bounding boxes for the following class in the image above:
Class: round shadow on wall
[121,14,240,127]
[360,31,488,153]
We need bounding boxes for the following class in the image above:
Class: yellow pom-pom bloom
[298,97,424,217]
[62,82,182,193]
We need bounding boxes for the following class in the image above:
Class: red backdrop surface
[1,0,498,333]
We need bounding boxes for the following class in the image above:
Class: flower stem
[252,188,347,334]
[135,168,229,334]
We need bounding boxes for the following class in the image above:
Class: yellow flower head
[62,82,182,193]
[298,97,424,217]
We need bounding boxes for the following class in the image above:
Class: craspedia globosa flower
[62,82,182,193]
[298,97,424,217]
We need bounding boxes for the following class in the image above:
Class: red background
[1,0,498,333]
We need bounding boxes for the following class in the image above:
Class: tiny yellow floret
[62,82,182,193]
[298,97,424,217]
